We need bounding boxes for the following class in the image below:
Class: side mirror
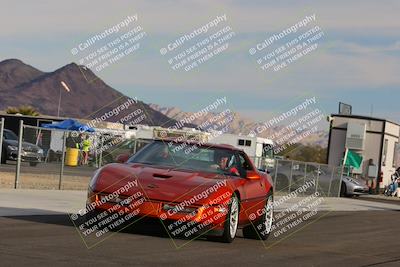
[246,170,261,180]
[258,168,271,174]
[115,153,129,163]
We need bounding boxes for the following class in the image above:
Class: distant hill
[0,58,329,147]
[0,59,181,127]
[0,59,44,91]
[150,103,329,147]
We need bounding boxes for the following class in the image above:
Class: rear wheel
[243,192,273,240]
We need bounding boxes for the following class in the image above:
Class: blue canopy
[42,119,95,132]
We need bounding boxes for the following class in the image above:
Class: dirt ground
[0,172,90,190]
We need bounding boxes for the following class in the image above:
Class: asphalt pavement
[0,190,399,266]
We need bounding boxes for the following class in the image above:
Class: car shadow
[1,207,238,242]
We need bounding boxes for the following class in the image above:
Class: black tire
[209,194,239,243]
[29,162,38,167]
[340,182,348,197]
[243,191,274,240]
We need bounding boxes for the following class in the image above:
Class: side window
[237,153,253,177]
[382,139,388,166]
[238,139,252,147]
[393,142,399,167]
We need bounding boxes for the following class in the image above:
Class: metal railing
[252,157,343,197]
[1,121,343,196]
[3,121,141,190]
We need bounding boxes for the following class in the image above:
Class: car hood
[94,163,232,204]
[342,176,366,186]
[4,140,41,151]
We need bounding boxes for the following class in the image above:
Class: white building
[327,114,400,189]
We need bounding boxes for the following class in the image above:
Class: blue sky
[1,0,399,123]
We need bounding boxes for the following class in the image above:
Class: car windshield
[4,130,18,140]
[128,141,242,176]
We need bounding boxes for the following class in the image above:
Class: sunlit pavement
[0,189,400,265]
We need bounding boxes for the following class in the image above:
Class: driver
[153,144,172,162]
[211,152,240,176]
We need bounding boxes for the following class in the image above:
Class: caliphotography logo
[0,0,399,266]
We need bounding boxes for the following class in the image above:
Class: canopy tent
[42,119,95,132]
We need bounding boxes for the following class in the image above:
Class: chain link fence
[0,121,153,190]
[1,120,343,196]
[268,159,343,197]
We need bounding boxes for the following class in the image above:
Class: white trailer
[127,125,210,142]
[209,133,275,169]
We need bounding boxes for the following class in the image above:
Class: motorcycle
[384,171,399,197]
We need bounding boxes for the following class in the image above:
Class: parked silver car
[340,175,369,197]
[1,129,44,166]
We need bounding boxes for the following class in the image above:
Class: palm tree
[6,105,40,116]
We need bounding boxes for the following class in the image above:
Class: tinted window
[237,153,253,177]
[4,130,18,140]
[128,141,240,176]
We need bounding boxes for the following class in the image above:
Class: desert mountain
[0,59,44,91]
[0,59,180,127]
[0,58,328,146]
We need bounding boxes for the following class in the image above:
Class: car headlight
[38,149,44,154]
[7,145,18,151]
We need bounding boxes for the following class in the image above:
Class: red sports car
[86,139,274,243]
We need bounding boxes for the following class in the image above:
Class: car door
[236,152,267,221]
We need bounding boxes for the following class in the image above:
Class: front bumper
[86,191,229,236]
[349,184,370,195]
[8,151,44,162]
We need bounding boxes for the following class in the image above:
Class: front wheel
[209,194,239,243]
[340,182,347,197]
[243,192,274,240]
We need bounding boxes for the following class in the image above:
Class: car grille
[24,146,37,152]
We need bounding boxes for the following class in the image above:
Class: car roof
[154,139,242,151]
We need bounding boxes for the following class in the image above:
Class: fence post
[288,160,294,193]
[304,163,307,183]
[0,117,4,165]
[315,164,320,194]
[338,167,344,198]
[15,120,24,189]
[59,131,66,190]
[327,167,334,197]
[99,133,103,167]
[273,159,279,194]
